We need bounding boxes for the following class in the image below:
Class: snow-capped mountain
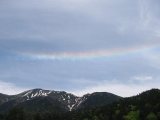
[0,89,121,113]
[20,89,52,100]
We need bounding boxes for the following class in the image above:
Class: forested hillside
[0,89,159,120]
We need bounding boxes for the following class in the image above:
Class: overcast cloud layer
[0,0,160,97]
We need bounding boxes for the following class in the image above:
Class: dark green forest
[0,89,159,120]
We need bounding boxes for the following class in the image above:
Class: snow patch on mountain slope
[15,89,91,111]
[22,89,52,100]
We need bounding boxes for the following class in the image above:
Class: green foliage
[6,108,25,120]
[146,112,158,120]
[34,113,42,120]
[0,113,5,120]
[83,118,89,120]
[124,111,140,120]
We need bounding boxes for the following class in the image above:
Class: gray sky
[0,0,160,97]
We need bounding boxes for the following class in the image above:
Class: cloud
[139,0,151,28]
[131,76,153,82]
[0,80,28,95]
[71,80,159,97]
[138,0,160,36]
[0,0,159,97]
[141,48,160,69]
[1,0,159,53]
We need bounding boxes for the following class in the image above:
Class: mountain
[0,89,159,120]
[0,93,10,105]
[69,88,160,120]
[72,92,121,110]
[0,89,121,113]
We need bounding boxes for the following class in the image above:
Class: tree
[124,110,140,120]
[146,112,158,120]
[0,114,4,120]
[6,108,25,120]
[34,113,42,120]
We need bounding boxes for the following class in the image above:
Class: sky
[0,0,160,97]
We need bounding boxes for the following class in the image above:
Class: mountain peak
[19,89,52,100]
[0,88,122,112]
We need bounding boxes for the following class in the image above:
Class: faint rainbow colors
[21,44,159,61]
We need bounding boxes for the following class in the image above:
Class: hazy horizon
[1,87,159,98]
[0,0,160,97]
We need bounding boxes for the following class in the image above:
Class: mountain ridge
[0,88,121,112]
[0,88,159,120]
